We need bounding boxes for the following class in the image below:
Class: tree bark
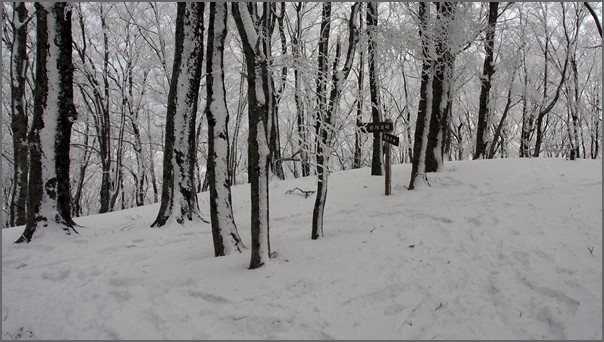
[584,2,602,37]
[311,2,332,240]
[151,2,205,227]
[206,3,244,256]
[409,2,434,190]
[292,3,310,178]
[270,2,287,180]
[367,2,384,176]
[473,2,498,160]
[72,121,92,216]
[99,4,112,213]
[229,71,247,185]
[488,69,517,159]
[17,2,77,243]
[353,44,365,170]
[312,3,360,239]
[426,2,456,171]
[9,2,29,227]
[232,2,275,269]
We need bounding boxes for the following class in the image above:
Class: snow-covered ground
[2,158,602,339]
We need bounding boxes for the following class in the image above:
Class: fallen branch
[285,187,315,198]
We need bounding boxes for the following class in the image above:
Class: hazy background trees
[2,2,601,228]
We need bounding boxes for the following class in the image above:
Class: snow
[2,158,602,339]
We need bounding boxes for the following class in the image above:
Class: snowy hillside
[2,158,602,339]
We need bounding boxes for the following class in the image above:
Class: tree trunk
[353,44,365,170]
[232,2,275,269]
[17,2,77,243]
[206,3,244,256]
[99,4,112,213]
[9,2,29,227]
[270,2,287,180]
[367,2,384,176]
[426,2,456,171]
[569,57,581,160]
[72,121,92,216]
[312,3,360,239]
[311,2,332,240]
[151,2,205,227]
[229,71,246,185]
[519,48,533,158]
[409,2,434,190]
[473,2,498,160]
[533,3,570,158]
[488,70,517,159]
[292,3,310,177]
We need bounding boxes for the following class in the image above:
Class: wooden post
[385,143,391,195]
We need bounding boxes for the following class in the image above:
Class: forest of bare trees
[1,2,601,264]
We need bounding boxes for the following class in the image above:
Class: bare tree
[206,2,243,256]
[473,2,498,160]
[291,2,311,177]
[9,2,30,227]
[16,2,77,243]
[367,2,384,176]
[409,2,434,190]
[152,2,205,227]
[232,2,275,269]
[353,11,365,170]
[312,2,361,239]
[426,2,457,171]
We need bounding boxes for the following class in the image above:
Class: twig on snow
[285,187,315,198]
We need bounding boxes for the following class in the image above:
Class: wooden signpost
[382,133,398,196]
[358,121,399,196]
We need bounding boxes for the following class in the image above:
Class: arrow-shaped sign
[382,133,399,146]
[357,121,393,133]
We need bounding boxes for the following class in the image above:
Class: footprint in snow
[41,269,71,282]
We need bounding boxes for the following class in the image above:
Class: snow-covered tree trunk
[206,3,243,256]
[232,2,274,269]
[426,2,456,172]
[98,4,112,214]
[353,44,365,170]
[311,2,332,240]
[473,2,498,160]
[152,2,205,227]
[292,3,310,177]
[312,3,360,240]
[270,2,287,181]
[16,2,77,243]
[409,2,434,190]
[9,2,29,227]
[518,47,533,158]
[367,2,384,176]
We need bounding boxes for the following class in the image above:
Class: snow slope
[2,158,602,339]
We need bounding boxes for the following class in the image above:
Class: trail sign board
[359,120,396,196]
[358,121,393,133]
[382,133,399,146]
